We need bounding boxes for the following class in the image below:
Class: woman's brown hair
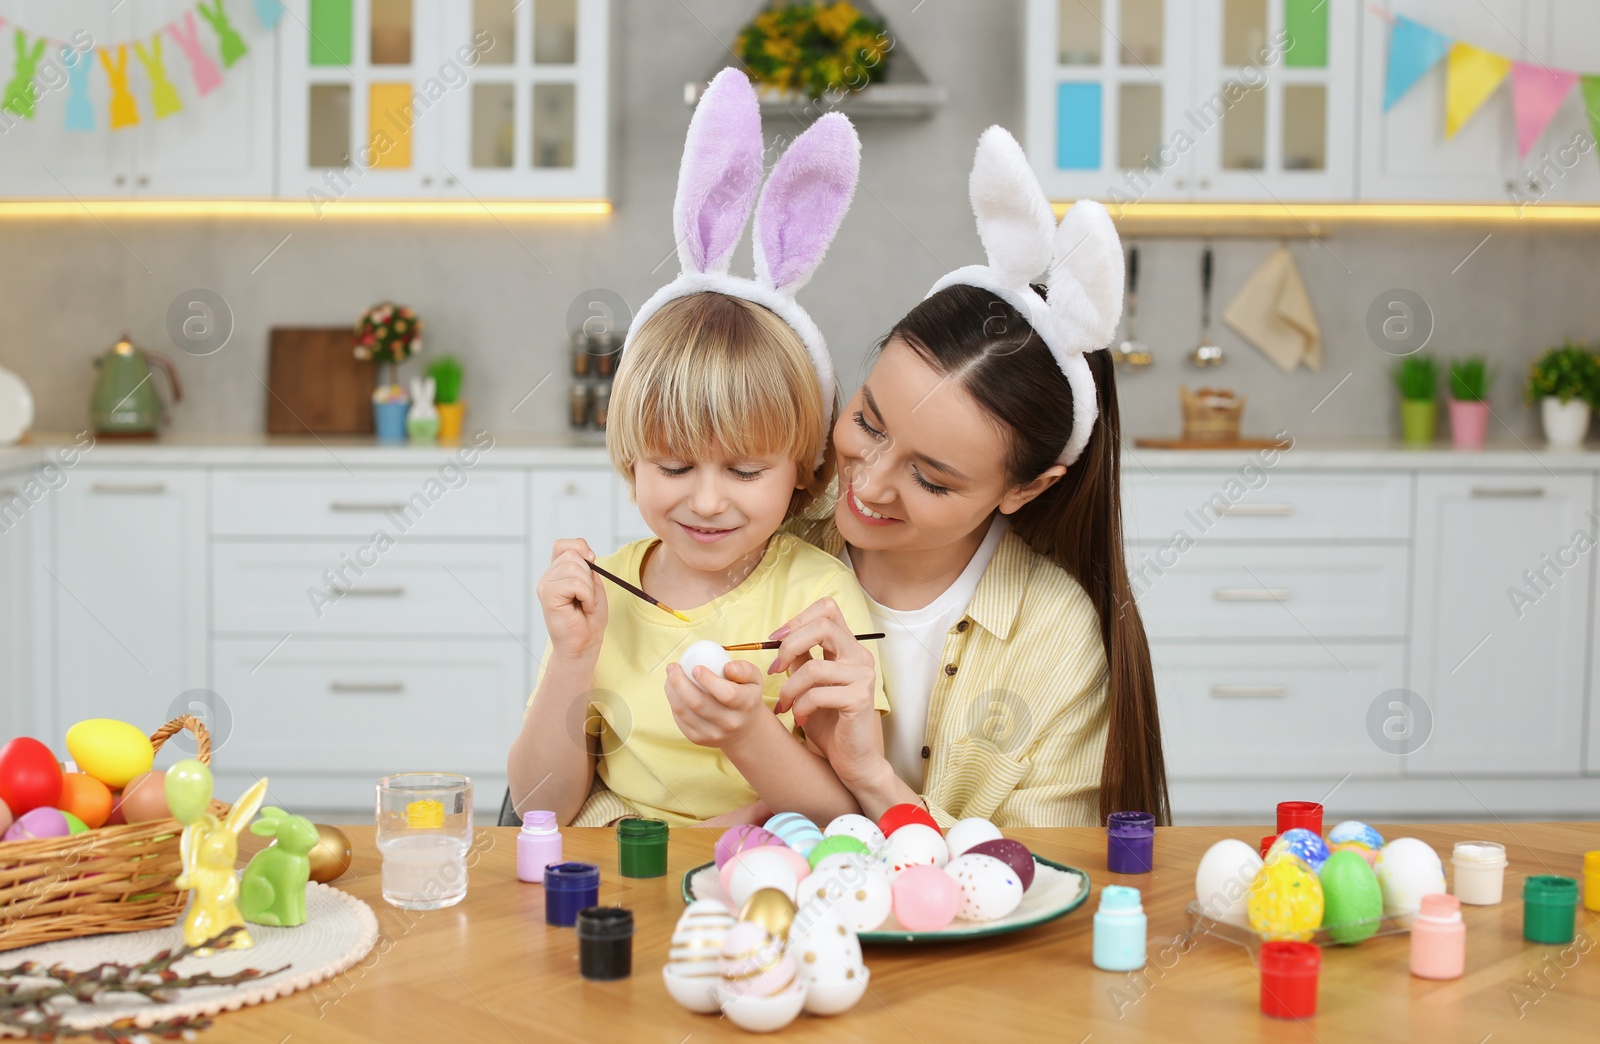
[886,283,1170,825]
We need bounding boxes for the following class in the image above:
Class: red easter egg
[0,738,64,815]
[877,803,940,838]
[966,838,1036,891]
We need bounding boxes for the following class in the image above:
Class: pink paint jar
[1410,893,1465,980]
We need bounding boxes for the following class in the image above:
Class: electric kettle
[90,332,182,436]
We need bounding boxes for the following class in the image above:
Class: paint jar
[517,810,563,884]
[617,818,669,878]
[1523,875,1579,945]
[1260,834,1278,859]
[1275,801,1323,837]
[1106,811,1155,874]
[544,861,601,927]
[1410,893,1465,980]
[1092,885,1147,971]
[1259,941,1320,1019]
[1450,840,1507,905]
[1584,851,1600,913]
[576,906,635,981]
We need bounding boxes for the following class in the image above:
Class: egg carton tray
[1185,901,1414,962]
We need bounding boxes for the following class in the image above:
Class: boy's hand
[665,659,769,750]
[536,538,608,662]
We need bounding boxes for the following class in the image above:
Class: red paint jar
[1259,941,1320,1019]
[1275,801,1323,837]
[1260,834,1278,858]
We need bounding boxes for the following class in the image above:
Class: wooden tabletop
[218,823,1600,1042]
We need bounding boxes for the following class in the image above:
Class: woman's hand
[769,598,888,787]
[665,659,769,750]
[536,538,608,662]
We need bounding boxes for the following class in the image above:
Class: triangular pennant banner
[1512,62,1577,158]
[1446,42,1512,138]
[1580,76,1600,157]
[1384,15,1453,111]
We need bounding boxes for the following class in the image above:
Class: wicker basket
[1180,385,1246,442]
[0,715,230,953]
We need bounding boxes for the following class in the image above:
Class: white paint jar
[1450,840,1507,905]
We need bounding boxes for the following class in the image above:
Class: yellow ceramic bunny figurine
[175,777,269,955]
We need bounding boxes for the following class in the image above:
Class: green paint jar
[1522,874,1578,944]
[617,818,669,878]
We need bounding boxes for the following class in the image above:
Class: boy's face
[633,442,804,576]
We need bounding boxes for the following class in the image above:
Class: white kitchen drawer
[614,478,653,545]
[1123,472,1412,543]
[212,638,526,774]
[1133,545,1409,640]
[213,542,527,635]
[212,469,528,538]
[1153,642,1407,779]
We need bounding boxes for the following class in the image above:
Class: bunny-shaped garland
[928,127,1125,466]
[625,67,861,468]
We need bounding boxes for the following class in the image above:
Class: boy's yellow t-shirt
[529,532,889,826]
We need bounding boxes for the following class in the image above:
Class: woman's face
[832,337,1062,552]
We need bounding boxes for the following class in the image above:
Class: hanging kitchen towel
[1222,245,1322,373]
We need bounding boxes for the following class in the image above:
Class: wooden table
[220,823,1600,1042]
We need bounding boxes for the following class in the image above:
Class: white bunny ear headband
[927,127,1125,466]
[625,68,862,469]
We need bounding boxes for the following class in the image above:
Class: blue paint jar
[544,861,600,927]
[1106,811,1155,874]
[1093,884,1148,972]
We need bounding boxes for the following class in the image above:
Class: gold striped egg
[667,899,736,980]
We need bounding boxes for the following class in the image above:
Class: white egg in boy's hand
[679,639,733,691]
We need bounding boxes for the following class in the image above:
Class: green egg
[1320,848,1384,944]
[60,811,88,835]
[806,834,871,870]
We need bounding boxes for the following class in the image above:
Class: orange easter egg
[58,772,113,829]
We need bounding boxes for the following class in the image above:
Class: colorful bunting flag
[1512,63,1577,159]
[197,0,249,69]
[1445,42,1512,139]
[1383,15,1451,112]
[169,11,225,98]
[254,0,287,30]
[99,45,141,130]
[2,30,47,119]
[61,47,95,131]
[1581,76,1600,157]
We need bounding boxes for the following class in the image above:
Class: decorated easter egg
[1247,853,1324,942]
[668,899,737,982]
[719,921,796,998]
[878,803,940,838]
[1374,837,1446,917]
[56,772,112,830]
[1194,839,1263,927]
[824,813,886,855]
[1319,849,1384,944]
[308,824,355,883]
[64,719,153,789]
[723,846,802,908]
[4,806,70,842]
[0,737,63,815]
[163,759,214,826]
[789,907,868,1015]
[890,864,962,932]
[965,839,1035,892]
[0,797,12,837]
[739,887,798,941]
[764,812,824,858]
[714,824,785,869]
[944,817,1004,858]
[945,853,1024,922]
[60,811,89,835]
[679,640,733,690]
[806,833,872,870]
[881,823,949,875]
[1328,821,1385,868]
[1269,828,1331,873]
[117,771,170,824]
[798,852,894,933]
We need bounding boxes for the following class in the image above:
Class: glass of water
[376,772,473,910]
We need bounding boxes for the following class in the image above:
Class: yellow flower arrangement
[737,1,892,100]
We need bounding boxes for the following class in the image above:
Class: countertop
[4,433,1600,472]
[208,822,1600,1042]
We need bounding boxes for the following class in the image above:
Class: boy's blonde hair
[609,292,833,517]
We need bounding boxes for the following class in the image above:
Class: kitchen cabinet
[51,468,208,739]
[0,466,37,740]
[1513,0,1600,203]
[1407,473,1595,775]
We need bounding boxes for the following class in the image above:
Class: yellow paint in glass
[406,799,445,828]
[368,82,415,169]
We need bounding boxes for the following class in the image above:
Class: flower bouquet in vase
[355,302,422,439]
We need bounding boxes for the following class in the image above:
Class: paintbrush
[585,560,692,622]
[722,632,886,651]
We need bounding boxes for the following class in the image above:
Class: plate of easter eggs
[682,805,1092,944]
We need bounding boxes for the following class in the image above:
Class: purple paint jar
[1106,811,1155,874]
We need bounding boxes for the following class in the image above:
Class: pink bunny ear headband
[927,127,1125,466]
[625,68,862,470]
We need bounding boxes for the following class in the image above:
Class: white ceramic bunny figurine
[409,376,437,422]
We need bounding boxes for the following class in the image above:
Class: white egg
[787,907,869,1016]
[824,813,886,856]
[1375,837,1446,917]
[1193,839,1263,927]
[797,853,893,933]
[945,853,1025,922]
[726,847,802,909]
[944,817,1004,858]
[880,823,949,875]
[679,639,732,690]
[667,899,737,988]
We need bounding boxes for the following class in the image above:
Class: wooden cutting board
[266,327,374,435]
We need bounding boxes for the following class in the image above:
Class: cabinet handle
[331,585,406,598]
[114,174,127,187]
[1174,177,1188,189]
[136,175,149,187]
[422,175,434,187]
[329,501,408,512]
[329,680,405,694]
[1210,684,1288,698]
[1219,503,1293,517]
[91,482,166,495]
[444,175,457,187]
[563,482,581,495]
[1214,587,1291,602]
[0,487,17,497]
[1198,177,1211,190]
[1470,486,1544,498]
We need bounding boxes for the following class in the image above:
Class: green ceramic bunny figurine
[2,31,47,119]
[238,806,319,927]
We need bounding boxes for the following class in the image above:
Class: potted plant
[1394,355,1438,446]
[1446,356,1492,450]
[354,302,422,440]
[428,355,465,441]
[1526,339,1600,449]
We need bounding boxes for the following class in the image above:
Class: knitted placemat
[1,882,378,1031]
